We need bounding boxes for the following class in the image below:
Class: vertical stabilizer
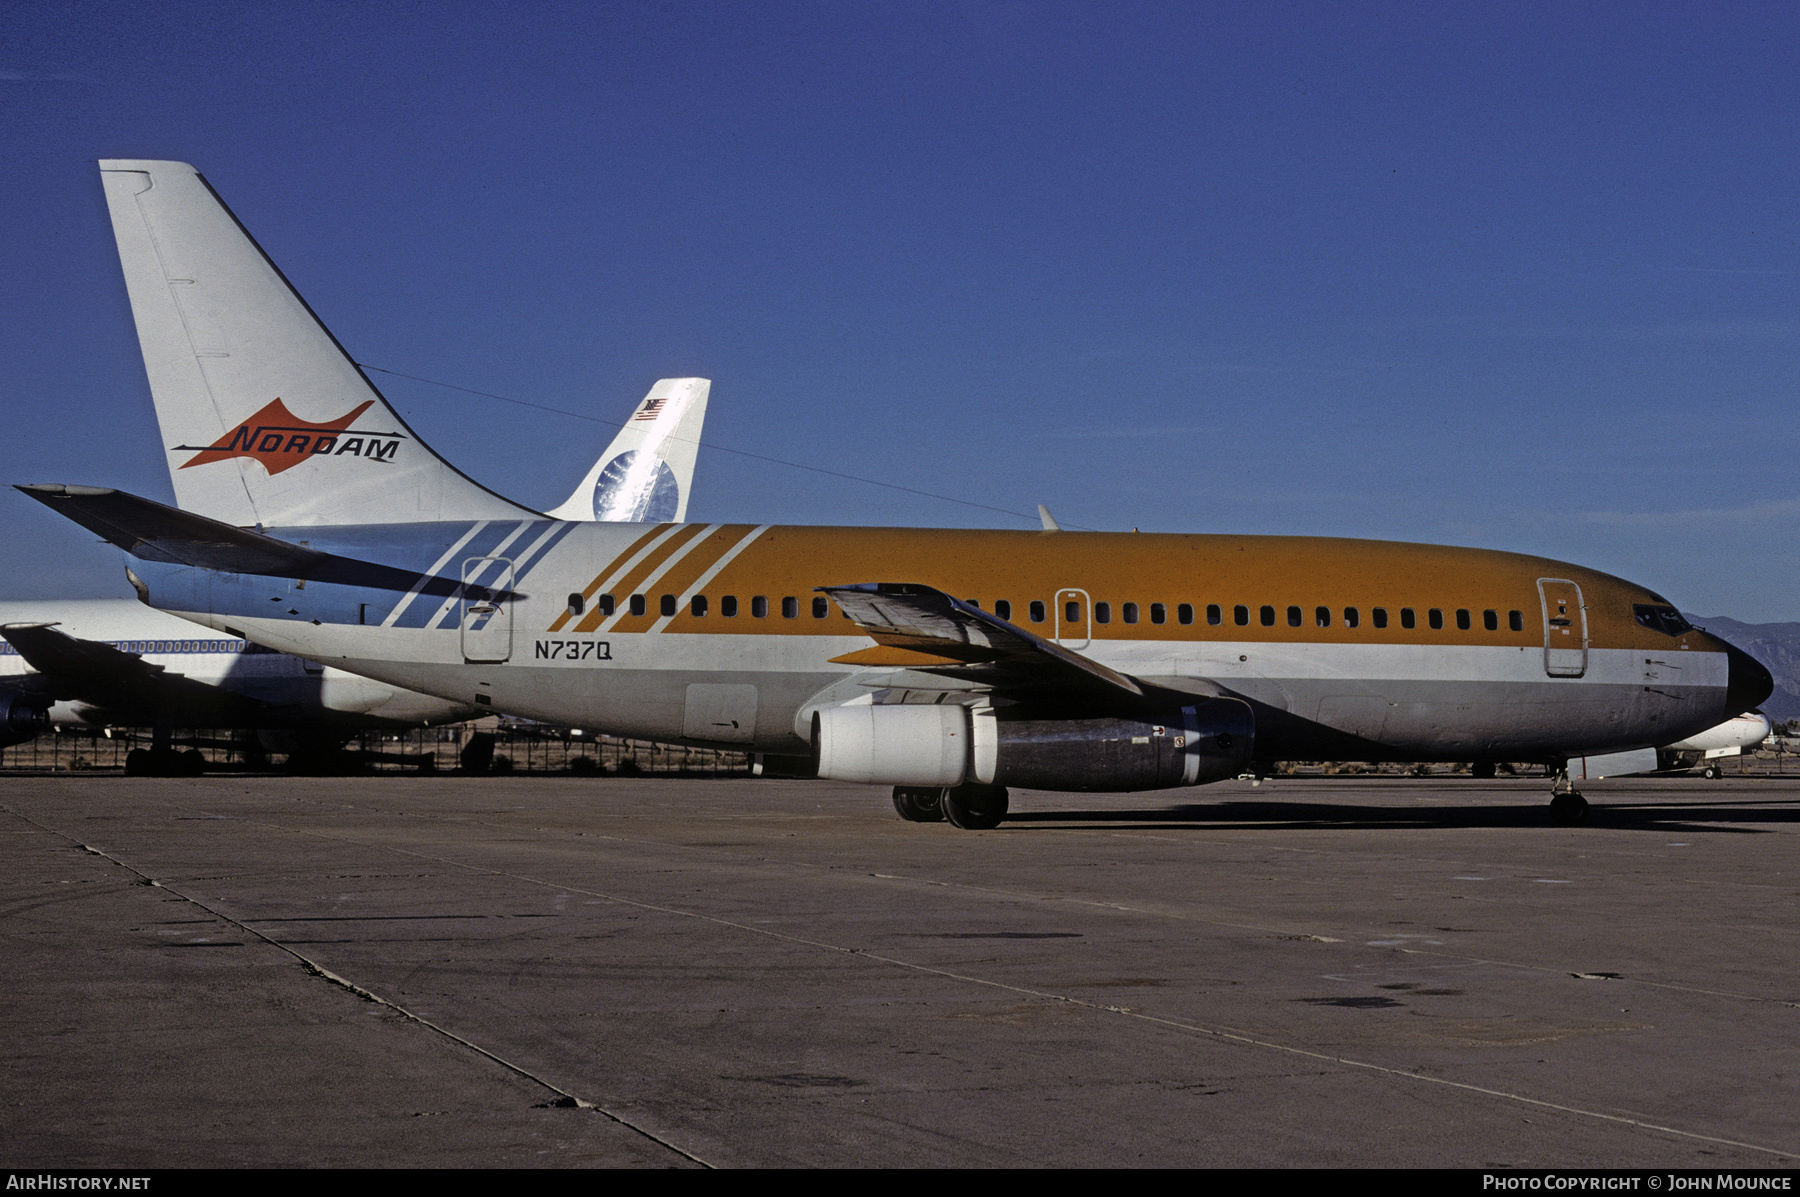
[98,160,539,527]
[546,378,709,522]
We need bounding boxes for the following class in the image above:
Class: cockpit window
[1634,604,1691,636]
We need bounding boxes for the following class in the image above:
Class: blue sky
[4,1,1798,619]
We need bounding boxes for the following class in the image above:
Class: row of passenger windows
[569,593,831,619]
[1065,601,1526,632]
[566,590,1527,633]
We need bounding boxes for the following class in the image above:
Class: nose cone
[1722,640,1774,718]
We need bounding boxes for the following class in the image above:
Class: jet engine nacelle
[812,698,1254,793]
[0,690,50,749]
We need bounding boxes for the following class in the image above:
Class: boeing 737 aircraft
[21,160,1772,822]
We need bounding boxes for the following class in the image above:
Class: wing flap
[819,583,1143,697]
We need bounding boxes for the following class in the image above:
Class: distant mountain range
[1685,615,1800,720]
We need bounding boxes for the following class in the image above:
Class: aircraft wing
[818,583,1144,697]
[0,622,262,722]
[16,485,516,601]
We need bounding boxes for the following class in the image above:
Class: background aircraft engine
[980,699,1254,792]
[813,697,1254,793]
[0,690,50,749]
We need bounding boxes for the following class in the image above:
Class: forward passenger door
[1537,578,1587,678]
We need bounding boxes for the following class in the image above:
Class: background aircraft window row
[0,639,266,655]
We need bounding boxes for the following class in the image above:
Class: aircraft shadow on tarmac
[1002,791,1800,834]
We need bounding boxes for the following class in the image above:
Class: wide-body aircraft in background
[18,161,1773,819]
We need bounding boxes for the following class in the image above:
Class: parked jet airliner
[21,160,1772,822]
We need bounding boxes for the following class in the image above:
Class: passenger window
[1286,606,1301,627]
[691,595,708,616]
[660,594,677,617]
[1178,603,1193,625]
[1094,601,1111,624]
[1315,606,1331,628]
[1150,603,1166,624]
[1428,608,1443,630]
[1372,607,1388,628]
[629,594,647,617]
[752,596,768,618]
[782,597,798,618]
[722,596,738,617]
[1509,610,1523,631]
[1066,601,1082,622]
[812,596,828,618]
[1029,600,1046,623]
[1483,609,1497,631]
[1207,604,1222,625]
[1400,608,1415,629]
[599,594,616,616]
[1260,605,1275,627]
[1233,605,1248,626]
[1123,602,1139,624]
[1344,607,1359,628]
[995,600,1012,621]
[566,593,585,617]
[1456,609,1470,630]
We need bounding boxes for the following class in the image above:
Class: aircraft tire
[941,783,1009,830]
[892,786,946,823]
[124,748,151,777]
[1549,792,1588,825]
[181,749,207,776]
[1702,765,1721,780]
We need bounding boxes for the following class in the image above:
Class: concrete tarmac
[2,773,1796,1169]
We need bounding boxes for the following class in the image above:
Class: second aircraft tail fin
[546,377,709,522]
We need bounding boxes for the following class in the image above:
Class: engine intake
[0,690,50,750]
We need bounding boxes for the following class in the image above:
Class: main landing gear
[892,784,1010,830]
[1547,768,1588,825]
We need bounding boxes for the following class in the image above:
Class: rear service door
[1537,578,1587,678]
[462,557,514,663]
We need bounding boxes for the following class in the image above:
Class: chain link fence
[0,720,753,777]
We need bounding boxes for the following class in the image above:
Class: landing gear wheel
[1702,765,1721,780]
[1471,761,1497,779]
[1549,791,1588,824]
[941,783,1009,830]
[181,749,207,776]
[124,748,151,777]
[892,786,945,823]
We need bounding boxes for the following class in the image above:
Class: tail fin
[545,377,709,522]
[98,160,538,528]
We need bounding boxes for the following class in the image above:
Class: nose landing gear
[1548,768,1588,824]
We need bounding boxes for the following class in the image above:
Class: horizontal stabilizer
[16,484,514,601]
[819,582,1143,697]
